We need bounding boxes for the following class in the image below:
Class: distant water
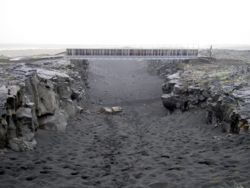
[0,44,67,57]
[0,44,67,51]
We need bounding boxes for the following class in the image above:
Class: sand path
[0,60,250,188]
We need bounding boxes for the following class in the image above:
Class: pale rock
[9,137,37,152]
[36,80,58,116]
[61,99,76,118]
[111,106,123,113]
[38,110,68,131]
[16,107,32,119]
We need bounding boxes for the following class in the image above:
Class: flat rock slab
[99,106,123,114]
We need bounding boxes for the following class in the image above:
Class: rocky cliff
[0,57,89,151]
[148,57,250,134]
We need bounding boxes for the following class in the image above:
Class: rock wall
[0,58,89,151]
[148,58,250,134]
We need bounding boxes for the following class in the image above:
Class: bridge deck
[66,48,199,57]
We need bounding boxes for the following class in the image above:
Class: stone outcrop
[0,57,89,151]
[148,58,250,134]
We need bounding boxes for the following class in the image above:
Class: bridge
[66,48,199,60]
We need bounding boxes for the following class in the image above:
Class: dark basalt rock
[152,58,250,134]
[161,94,177,113]
[0,57,89,151]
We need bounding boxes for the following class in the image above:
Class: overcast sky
[1,0,250,47]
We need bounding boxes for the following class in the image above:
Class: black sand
[0,59,250,188]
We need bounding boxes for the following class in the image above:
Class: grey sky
[1,0,250,47]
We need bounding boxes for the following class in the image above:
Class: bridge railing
[66,49,198,57]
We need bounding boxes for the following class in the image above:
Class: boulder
[36,79,58,116]
[16,107,32,119]
[0,119,7,148]
[9,137,37,152]
[61,99,76,118]
[38,110,68,131]
[161,94,177,113]
[100,106,123,114]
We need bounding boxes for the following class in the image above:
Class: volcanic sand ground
[0,59,250,188]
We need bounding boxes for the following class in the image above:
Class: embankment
[148,57,250,134]
[0,57,89,151]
